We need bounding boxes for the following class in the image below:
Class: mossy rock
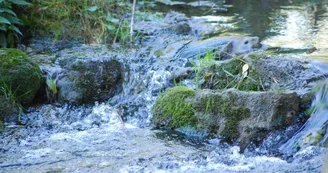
[152,86,301,146]
[152,86,251,141]
[0,49,41,104]
[152,86,197,128]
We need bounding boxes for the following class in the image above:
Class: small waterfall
[280,81,328,155]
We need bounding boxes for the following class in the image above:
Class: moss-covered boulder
[152,87,301,149]
[0,49,41,104]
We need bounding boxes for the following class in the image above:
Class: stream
[1,0,328,172]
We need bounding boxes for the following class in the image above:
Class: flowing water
[1,0,328,172]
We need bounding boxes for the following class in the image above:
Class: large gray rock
[34,45,124,104]
[55,58,123,104]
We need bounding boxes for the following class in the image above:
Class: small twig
[130,0,137,48]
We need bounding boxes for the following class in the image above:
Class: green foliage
[0,48,41,104]
[152,86,197,128]
[27,0,133,44]
[0,0,31,47]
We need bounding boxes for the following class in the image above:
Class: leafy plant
[0,0,31,47]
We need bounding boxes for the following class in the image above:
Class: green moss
[0,49,41,104]
[152,86,197,128]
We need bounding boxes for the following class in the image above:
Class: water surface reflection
[156,0,328,62]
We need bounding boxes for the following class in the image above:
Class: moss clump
[0,49,41,104]
[152,86,197,128]
[199,57,261,91]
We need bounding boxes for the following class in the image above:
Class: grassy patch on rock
[197,57,262,91]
